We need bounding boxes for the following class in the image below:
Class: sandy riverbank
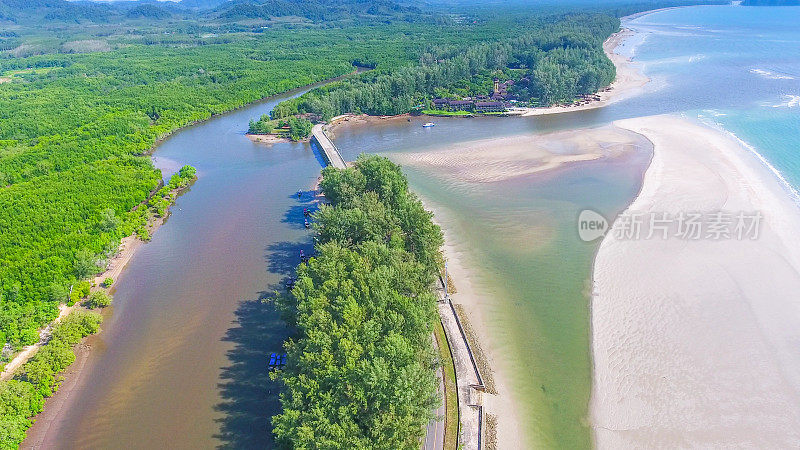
[521,28,649,117]
[247,133,292,144]
[591,115,800,447]
[0,235,146,381]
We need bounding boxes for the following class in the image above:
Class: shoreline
[591,115,800,447]
[520,27,650,117]
[16,69,355,448]
[391,123,651,449]
[1,180,188,382]
[13,181,193,448]
[2,71,357,379]
[325,25,648,128]
[246,133,304,145]
[415,193,527,449]
[146,68,360,154]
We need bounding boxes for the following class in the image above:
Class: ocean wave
[697,115,800,206]
[764,94,800,108]
[648,54,706,66]
[750,68,796,80]
[700,109,727,117]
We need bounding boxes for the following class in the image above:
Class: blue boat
[422,122,435,128]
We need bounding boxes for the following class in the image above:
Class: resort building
[433,98,449,109]
[475,101,505,112]
[448,100,474,111]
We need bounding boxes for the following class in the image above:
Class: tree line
[271,12,620,120]
[273,156,443,448]
[0,311,102,448]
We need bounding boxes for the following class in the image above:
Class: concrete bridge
[311,124,347,169]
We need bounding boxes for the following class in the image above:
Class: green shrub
[68,281,91,305]
[102,277,113,287]
[85,291,112,309]
[0,310,103,449]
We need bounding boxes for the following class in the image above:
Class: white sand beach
[521,28,649,117]
[591,115,800,447]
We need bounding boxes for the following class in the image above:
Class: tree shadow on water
[265,240,315,277]
[214,292,288,449]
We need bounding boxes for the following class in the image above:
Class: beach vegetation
[102,278,113,288]
[421,109,473,116]
[287,117,313,141]
[248,115,276,135]
[434,319,459,450]
[272,13,620,120]
[68,281,91,306]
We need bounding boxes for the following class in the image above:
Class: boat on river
[423,122,435,128]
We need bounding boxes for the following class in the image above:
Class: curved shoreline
[591,115,800,447]
[17,74,353,447]
[520,26,650,117]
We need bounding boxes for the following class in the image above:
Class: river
[26,49,653,450]
[25,5,798,448]
[24,83,326,449]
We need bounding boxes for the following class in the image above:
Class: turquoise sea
[626,5,800,199]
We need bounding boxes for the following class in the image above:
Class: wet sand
[592,115,800,447]
[390,126,642,183]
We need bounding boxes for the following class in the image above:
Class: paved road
[423,366,445,450]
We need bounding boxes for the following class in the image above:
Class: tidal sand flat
[389,125,652,448]
[390,126,642,184]
[592,115,800,447]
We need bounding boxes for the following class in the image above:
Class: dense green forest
[0,3,592,356]
[271,12,620,119]
[273,156,443,448]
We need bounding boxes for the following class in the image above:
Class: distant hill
[179,0,230,10]
[0,0,423,26]
[0,0,116,22]
[126,3,173,19]
[210,0,421,22]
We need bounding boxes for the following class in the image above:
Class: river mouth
[330,116,653,448]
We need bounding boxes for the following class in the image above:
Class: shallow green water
[333,117,651,448]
